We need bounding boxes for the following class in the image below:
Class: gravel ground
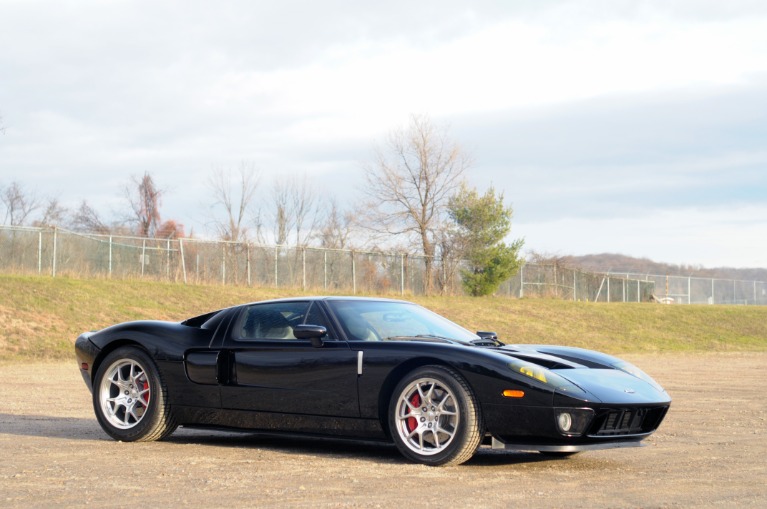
[1,352,765,508]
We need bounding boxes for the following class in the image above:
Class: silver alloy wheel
[394,377,459,456]
[98,359,151,429]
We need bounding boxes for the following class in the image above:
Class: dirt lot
[1,353,765,508]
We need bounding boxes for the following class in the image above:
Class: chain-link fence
[498,264,657,303]
[607,272,767,305]
[1,225,764,304]
[0,225,438,295]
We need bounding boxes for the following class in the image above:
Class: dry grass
[1,275,765,361]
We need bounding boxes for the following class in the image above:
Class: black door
[220,301,359,417]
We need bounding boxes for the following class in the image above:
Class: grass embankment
[1,274,765,361]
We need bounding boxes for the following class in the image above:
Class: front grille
[591,406,669,436]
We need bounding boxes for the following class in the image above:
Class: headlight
[518,365,548,383]
[508,359,588,397]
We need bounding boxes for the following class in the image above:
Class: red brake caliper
[141,380,150,403]
[406,393,421,432]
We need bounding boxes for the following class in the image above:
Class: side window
[235,302,309,340]
[304,302,336,339]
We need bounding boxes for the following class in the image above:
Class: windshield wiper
[384,334,468,344]
[385,334,443,340]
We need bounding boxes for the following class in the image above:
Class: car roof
[245,296,412,305]
[187,296,417,325]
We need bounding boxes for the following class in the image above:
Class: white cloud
[1,1,766,268]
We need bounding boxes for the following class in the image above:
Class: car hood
[385,340,670,404]
[551,367,671,404]
[496,345,670,405]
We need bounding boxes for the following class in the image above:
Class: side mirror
[294,324,328,348]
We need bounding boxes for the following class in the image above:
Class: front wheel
[93,347,177,441]
[388,365,483,466]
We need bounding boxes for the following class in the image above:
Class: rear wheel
[93,347,177,441]
[388,365,483,466]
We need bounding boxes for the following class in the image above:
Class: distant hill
[552,253,767,281]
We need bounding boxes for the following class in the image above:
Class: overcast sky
[1,0,765,268]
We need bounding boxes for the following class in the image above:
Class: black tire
[388,365,483,466]
[92,347,177,442]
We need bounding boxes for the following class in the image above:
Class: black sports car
[75,297,671,466]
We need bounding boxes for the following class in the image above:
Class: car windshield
[327,300,478,342]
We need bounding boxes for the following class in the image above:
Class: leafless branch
[1,181,40,226]
[207,162,260,242]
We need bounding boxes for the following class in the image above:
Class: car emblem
[624,388,636,394]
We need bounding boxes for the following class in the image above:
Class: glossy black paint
[221,340,359,416]
[75,296,671,450]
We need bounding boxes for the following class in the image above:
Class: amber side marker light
[502,390,525,398]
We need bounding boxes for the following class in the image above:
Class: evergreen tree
[448,184,524,296]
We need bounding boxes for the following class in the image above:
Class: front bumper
[490,436,646,453]
[483,403,670,448]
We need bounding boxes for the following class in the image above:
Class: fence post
[351,251,356,295]
[166,238,171,280]
[519,265,524,298]
[108,235,113,278]
[179,239,187,284]
[400,253,405,296]
[37,230,42,275]
[688,277,691,304]
[302,248,306,290]
[51,226,57,277]
[246,243,251,287]
[141,239,146,277]
[323,250,327,290]
[221,244,226,285]
[573,271,576,301]
[274,246,278,287]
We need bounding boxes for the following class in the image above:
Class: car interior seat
[243,309,294,339]
[344,314,379,341]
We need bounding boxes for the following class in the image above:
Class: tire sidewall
[388,365,480,466]
[92,347,166,442]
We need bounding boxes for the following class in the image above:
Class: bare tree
[271,173,319,247]
[69,200,110,233]
[361,114,471,293]
[35,197,69,226]
[207,162,260,242]
[125,172,162,237]
[318,197,354,249]
[272,178,294,245]
[1,181,39,226]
